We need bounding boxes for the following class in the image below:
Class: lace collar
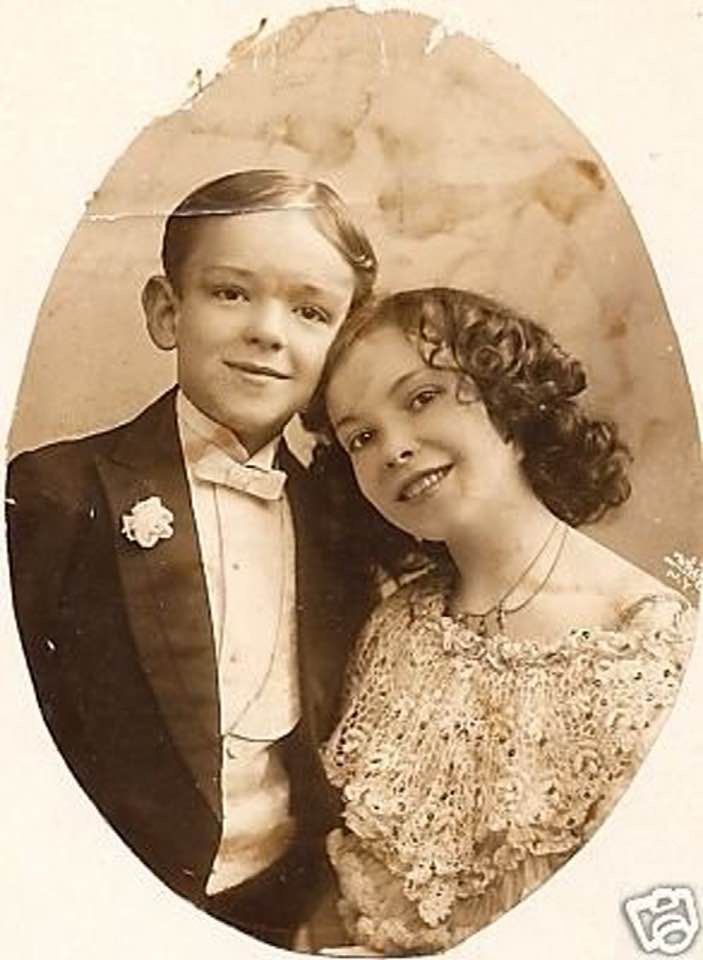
[406,567,693,669]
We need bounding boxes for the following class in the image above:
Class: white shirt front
[176,392,301,893]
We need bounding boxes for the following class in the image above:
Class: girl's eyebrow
[332,366,428,431]
[388,367,426,398]
[333,412,360,432]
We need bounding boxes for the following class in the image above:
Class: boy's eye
[346,429,374,454]
[409,387,443,411]
[213,286,248,303]
[295,304,331,325]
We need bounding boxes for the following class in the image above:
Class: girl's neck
[445,492,560,614]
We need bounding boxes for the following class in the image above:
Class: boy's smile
[224,360,291,381]
[148,208,356,453]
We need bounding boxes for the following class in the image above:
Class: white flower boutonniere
[121,496,174,549]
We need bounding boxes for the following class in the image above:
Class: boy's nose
[241,299,287,350]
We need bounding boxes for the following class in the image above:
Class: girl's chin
[392,519,446,543]
[413,533,445,545]
[378,503,448,543]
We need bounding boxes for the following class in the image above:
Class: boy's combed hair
[305,287,632,581]
[162,169,377,309]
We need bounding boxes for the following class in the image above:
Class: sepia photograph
[2,2,701,958]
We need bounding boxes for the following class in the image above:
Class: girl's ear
[511,438,526,463]
[142,275,180,351]
[486,407,525,462]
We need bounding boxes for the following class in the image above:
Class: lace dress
[322,570,695,955]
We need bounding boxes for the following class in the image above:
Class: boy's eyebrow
[201,265,256,279]
[198,268,346,302]
[289,281,338,301]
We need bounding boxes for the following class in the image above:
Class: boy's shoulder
[7,390,178,501]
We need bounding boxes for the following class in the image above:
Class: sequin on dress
[322,569,696,954]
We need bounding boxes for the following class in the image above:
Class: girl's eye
[295,304,331,324]
[409,387,442,411]
[214,287,248,302]
[347,430,374,454]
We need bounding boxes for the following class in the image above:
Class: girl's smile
[326,325,528,542]
[396,464,454,502]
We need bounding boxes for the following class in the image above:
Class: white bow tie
[193,449,287,501]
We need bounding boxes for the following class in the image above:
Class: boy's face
[153,209,356,453]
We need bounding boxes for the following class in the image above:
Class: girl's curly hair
[304,287,632,581]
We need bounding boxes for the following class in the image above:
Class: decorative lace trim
[323,570,695,948]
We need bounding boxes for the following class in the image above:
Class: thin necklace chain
[500,521,568,614]
[451,520,568,636]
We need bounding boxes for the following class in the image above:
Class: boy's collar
[176,389,280,471]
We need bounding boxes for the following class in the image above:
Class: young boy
[6,170,377,948]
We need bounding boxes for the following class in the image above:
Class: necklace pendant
[446,521,567,646]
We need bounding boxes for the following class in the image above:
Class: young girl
[303,288,696,955]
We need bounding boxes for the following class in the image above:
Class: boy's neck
[177,389,282,466]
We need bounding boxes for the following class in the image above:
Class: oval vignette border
[1,5,702,960]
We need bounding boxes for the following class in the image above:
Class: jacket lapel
[281,445,348,745]
[95,390,221,817]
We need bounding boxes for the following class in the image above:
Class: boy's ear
[142,275,180,351]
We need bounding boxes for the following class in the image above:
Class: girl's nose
[384,441,417,470]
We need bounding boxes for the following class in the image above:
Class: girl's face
[326,325,527,542]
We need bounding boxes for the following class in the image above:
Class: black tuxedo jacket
[6,390,368,914]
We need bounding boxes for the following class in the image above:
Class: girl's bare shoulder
[557,528,686,616]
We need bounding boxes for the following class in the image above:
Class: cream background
[1,2,701,959]
[6,7,701,581]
